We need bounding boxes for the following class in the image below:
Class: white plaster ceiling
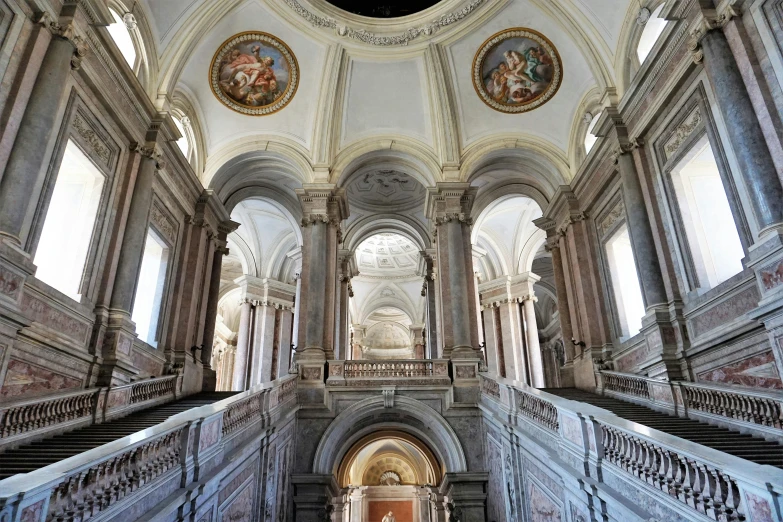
[229,198,300,281]
[347,439,433,486]
[356,233,420,276]
[346,170,427,213]
[472,196,544,281]
[134,0,640,178]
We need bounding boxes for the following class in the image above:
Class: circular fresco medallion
[210,31,299,116]
[472,28,562,114]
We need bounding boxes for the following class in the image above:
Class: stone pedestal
[290,474,339,522]
[426,184,480,360]
[439,472,488,522]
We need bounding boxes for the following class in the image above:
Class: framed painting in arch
[210,31,299,116]
[472,27,563,114]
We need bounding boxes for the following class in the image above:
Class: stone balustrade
[597,370,783,439]
[325,359,452,386]
[0,375,182,451]
[0,388,98,443]
[0,376,298,522]
[480,373,783,522]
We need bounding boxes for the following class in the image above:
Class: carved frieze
[664,107,702,160]
[72,113,112,166]
[597,201,625,238]
[150,203,177,244]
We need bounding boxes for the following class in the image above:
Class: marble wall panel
[744,491,775,522]
[21,292,91,344]
[199,418,222,452]
[19,499,44,522]
[485,438,505,522]
[0,357,81,398]
[688,285,760,339]
[527,480,561,522]
[132,347,164,377]
[220,480,254,522]
[697,350,782,388]
[219,464,257,506]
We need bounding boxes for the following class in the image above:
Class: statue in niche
[382,512,396,522]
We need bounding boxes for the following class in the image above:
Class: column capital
[688,2,742,63]
[35,13,88,69]
[131,142,166,170]
[425,183,477,224]
[296,184,349,226]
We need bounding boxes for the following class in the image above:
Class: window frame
[595,192,647,343]
[132,221,175,349]
[653,90,751,296]
[29,100,119,304]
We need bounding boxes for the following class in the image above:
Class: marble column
[295,186,348,382]
[694,20,783,235]
[250,303,277,385]
[548,239,574,361]
[201,220,239,389]
[0,15,86,248]
[496,300,526,382]
[426,184,480,360]
[277,308,294,379]
[99,140,164,386]
[291,271,302,350]
[421,251,439,358]
[232,299,252,391]
[335,249,355,361]
[411,325,425,359]
[522,295,545,388]
[480,305,500,375]
[615,148,668,309]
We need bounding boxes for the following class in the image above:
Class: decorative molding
[283,0,485,46]
[598,201,625,238]
[36,13,88,69]
[688,3,742,64]
[664,107,702,159]
[72,114,111,166]
[132,142,166,170]
[150,203,177,244]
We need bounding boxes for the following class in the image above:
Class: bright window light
[671,137,744,289]
[132,230,170,346]
[637,5,668,63]
[584,112,602,153]
[173,116,190,158]
[34,140,105,300]
[606,225,646,338]
[107,9,136,68]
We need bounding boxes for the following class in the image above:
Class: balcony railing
[479,373,783,522]
[326,359,452,385]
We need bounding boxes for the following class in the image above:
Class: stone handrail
[0,376,298,522]
[480,374,783,522]
[598,370,783,436]
[326,359,452,386]
[0,375,182,451]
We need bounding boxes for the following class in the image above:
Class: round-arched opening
[337,430,442,487]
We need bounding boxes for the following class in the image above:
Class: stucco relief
[664,106,702,159]
[0,358,82,398]
[302,367,322,380]
[528,480,561,522]
[697,350,782,389]
[455,365,476,379]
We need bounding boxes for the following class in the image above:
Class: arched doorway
[338,430,442,521]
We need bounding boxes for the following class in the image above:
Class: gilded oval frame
[472,27,563,114]
[209,31,300,116]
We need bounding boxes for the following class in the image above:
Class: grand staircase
[546,388,783,469]
[0,391,235,480]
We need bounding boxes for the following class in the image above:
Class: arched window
[636,5,668,64]
[173,115,191,159]
[584,112,602,154]
[107,9,137,69]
